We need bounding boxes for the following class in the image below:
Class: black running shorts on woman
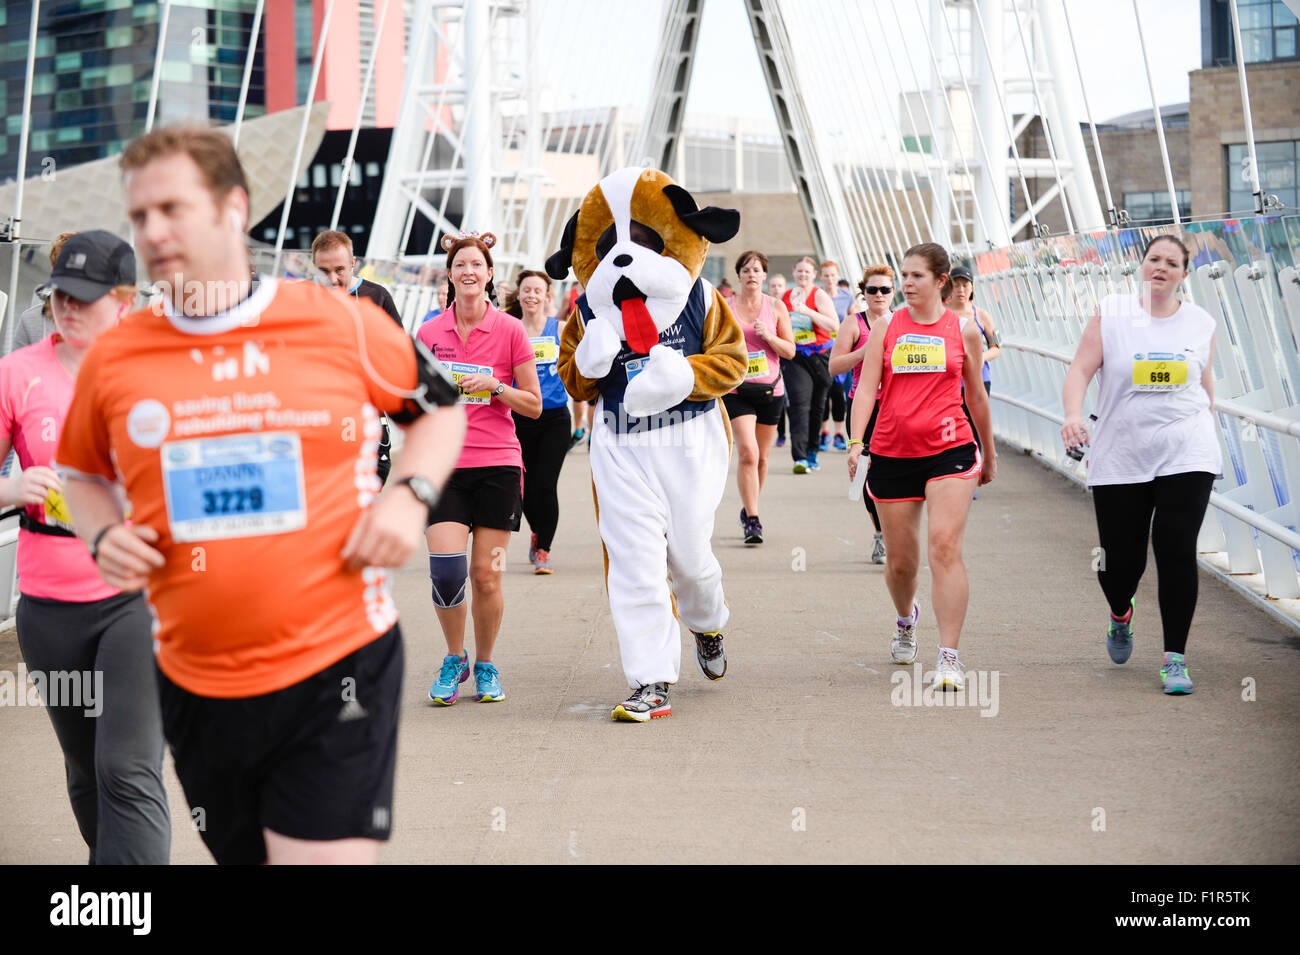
[867,442,980,502]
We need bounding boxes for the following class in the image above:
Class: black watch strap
[90,524,117,562]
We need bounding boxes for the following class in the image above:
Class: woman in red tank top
[845,244,995,692]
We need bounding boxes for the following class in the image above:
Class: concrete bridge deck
[2,444,1296,864]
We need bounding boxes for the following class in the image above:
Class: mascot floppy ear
[663,184,740,244]
[546,210,580,280]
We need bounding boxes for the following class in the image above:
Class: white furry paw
[623,344,695,417]
[575,317,624,379]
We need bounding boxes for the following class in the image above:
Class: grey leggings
[16,591,170,864]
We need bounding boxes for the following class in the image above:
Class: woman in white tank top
[1061,235,1220,696]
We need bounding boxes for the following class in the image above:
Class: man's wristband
[90,524,118,562]
[848,438,864,447]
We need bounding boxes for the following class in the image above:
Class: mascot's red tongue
[621,298,660,355]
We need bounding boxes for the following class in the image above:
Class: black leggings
[782,351,831,461]
[1091,471,1215,654]
[823,375,846,425]
[16,591,170,864]
[515,406,570,550]
[861,403,881,531]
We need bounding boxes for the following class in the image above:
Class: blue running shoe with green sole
[429,650,469,705]
[1106,598,1135,664]
[1161,652,1193,694]
[474,661,505,702]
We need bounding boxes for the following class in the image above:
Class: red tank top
[783,287,834,351]
[869,307,974,457]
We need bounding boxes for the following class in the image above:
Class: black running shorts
[157,625,404,865]
[425,465,523,531]
[867,442,981,502]
[723,384,785,426]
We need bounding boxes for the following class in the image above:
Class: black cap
[50,230,136,303]
[950,265,974,283]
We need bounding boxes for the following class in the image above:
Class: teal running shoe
[1161,652,1193,695]
[1107,599,1135,664]
[429,649,470,705]
[474,661,505,702]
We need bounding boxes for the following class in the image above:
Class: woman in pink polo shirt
[416,233,542,705]
[0,230,169,863]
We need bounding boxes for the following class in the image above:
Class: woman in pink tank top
[0,231,169,863]
[845,244,995,693]
[721,251,795,544]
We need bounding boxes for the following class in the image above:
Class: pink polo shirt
[417,303,535,470]
[0,335,117,602]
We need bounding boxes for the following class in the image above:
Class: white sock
[939,646,959,662]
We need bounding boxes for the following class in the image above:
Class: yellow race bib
[449,361,493,405]
[43,488,75,533]
[891,334,946,374]
[746,350,770,380]
[1132,353,1189,392]
[531,336,558,365]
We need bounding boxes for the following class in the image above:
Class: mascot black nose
[613,253,633,267]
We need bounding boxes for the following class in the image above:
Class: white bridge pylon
[369,0,1107,273]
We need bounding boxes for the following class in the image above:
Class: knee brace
[428,552,468,609]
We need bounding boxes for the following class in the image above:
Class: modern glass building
[0,0,265,182]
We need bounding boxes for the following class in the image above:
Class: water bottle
[849,454,869,501]
[1064,415,1097,474]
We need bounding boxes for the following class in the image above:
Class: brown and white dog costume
[549,167,747,689]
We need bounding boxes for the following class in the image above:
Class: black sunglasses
[864,286,893,295]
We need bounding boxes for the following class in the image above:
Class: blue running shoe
[833,434,847,451]
[429,649,469,705]
[819,431,830,452]
[776,436,786,448]
[1160,652,1193,694]
[1107,599,1135,664]
[807,453,821,471]
[474,661,505,702]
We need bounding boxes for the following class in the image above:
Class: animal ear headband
[441,230,497,252]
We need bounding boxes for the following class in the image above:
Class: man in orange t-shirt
[57,126,465,865]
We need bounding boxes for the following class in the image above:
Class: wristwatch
[395,476,439,509]
[493,381,506,396]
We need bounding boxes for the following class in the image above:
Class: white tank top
[1086,293,1222,487]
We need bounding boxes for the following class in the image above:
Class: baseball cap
[950,265,974,283]
[49,230,136,303]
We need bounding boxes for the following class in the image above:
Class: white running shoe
[933,649,965,692]
[891,604,919,664]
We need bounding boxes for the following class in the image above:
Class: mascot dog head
[546,168,740,355]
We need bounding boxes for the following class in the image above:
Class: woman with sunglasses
[830,265,895,564]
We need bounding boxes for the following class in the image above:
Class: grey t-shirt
[7,303,54,354]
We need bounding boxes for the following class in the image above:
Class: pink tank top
[847,311,876,400]
[731,295,784,396]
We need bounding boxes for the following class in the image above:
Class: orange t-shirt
[57,278,421,698]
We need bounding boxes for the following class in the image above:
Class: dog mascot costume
[549,167,747,722]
